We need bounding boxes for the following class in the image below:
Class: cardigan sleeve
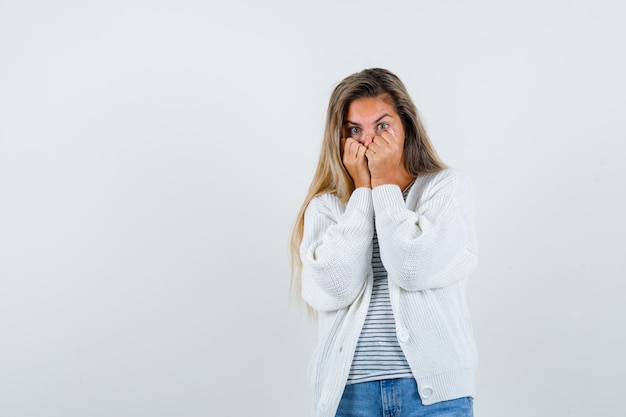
[372,170,478,291]
[300,188,375,311]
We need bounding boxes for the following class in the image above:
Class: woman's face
[343,94,405,148]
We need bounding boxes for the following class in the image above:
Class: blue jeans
[336,378,473,417]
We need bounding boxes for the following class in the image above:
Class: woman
[290,68,478,417]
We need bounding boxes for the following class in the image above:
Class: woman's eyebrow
[344,114,393,126]
[374,114,392,123]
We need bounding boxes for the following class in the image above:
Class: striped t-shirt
[347,183,414,384]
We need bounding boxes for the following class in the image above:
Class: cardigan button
[421,386,434,399]
[397,328,409,342]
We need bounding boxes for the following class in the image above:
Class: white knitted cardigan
[300,169,478,417]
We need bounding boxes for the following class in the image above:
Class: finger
[347,139,358,154]
[344,137,357,150]
[344,137,358,151]
[351,138,367,153]
[381,129,399,145]
[356,144,367,159]
[348,144,361,161]
[376,133,395,146]
[367,138,384,152]
[343,138,356,158]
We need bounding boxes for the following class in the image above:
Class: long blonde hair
[289,68,446,310]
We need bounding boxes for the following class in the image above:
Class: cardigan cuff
[346,187,374,218]
[372,184,405,214]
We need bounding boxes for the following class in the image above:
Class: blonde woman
[290,68,478,417]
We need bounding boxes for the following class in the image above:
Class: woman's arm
[300,188,374,311]
[373,170,478,291]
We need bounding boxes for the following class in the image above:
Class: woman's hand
[341,137,371,188]
[365,128,404,187]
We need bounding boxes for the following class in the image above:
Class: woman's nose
[362,131,374,146]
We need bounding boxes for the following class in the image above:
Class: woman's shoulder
[409,169,474,204]
[416,168,472,190]
[310,192,341,204]
[306,192,345,215]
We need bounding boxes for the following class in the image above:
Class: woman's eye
[349,127,361,135]
[377,123,389,131]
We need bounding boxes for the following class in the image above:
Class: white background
[1,1,625,416]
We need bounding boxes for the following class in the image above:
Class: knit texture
[300,169,478,417]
